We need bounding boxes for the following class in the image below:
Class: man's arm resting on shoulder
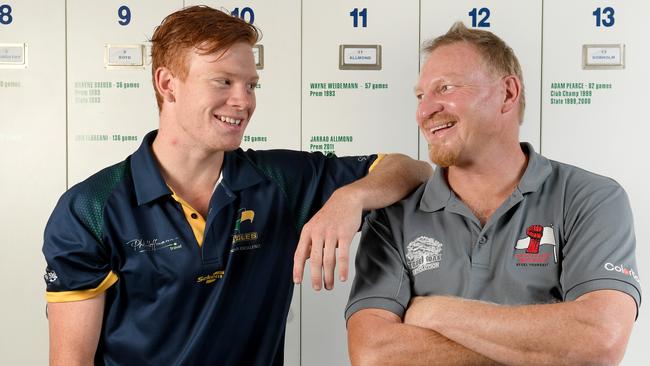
[293,154,432,290]
[347,308,501,366]
[340,153,433,211]
[48,293,105,366]
[405,290,636,366]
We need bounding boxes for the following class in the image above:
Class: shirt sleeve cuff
[46,271,118,303]
[368,154,387,172]
[345,297,406,323]
[564,278,641,319]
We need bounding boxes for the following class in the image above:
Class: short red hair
[150,5,259,111]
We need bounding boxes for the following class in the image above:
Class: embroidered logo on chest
[406,236,444,275]
[231,208,261,252]
[514,225,557,266]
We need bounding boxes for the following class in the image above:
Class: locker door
[67,0,183,185]
[419,0,543,161]
[0,1,65,364]
[302,1,419,365]
[542,2,650,364]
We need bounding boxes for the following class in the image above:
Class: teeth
[430,122,455,134]
[217,115,242,125]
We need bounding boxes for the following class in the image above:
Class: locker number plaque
[339,45,382,70]
[582,44,625,69]
[253,44,264,70]
[0,43,26,68]
[105,45,145,68]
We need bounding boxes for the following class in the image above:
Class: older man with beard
[346,22,641,366]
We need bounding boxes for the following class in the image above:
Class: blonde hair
[423,22,525,123]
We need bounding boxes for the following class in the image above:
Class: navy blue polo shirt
[43,130,379,366]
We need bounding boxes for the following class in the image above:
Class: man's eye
[415,93,423,101]
[248,82,258,90]
[215,79,230,86]
[440,84,453,92]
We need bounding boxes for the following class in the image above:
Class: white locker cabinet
[301,1,419,365]
[542,1,650,364]
[302,0,420,158]
[418,0,543,161]
[66,0,182,185]
[183,2,303,363]
[0,1,66,364]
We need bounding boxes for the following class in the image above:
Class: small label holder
[104,44,146,69]
[582,44,625,70]
[339,45,382,70]
[253,44,264,70]
[0,43,27,69]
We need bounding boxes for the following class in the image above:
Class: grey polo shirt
[346,143,641,320]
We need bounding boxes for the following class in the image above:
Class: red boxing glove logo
[526,225,544,254]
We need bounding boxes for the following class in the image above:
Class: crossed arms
[348,290,636,366]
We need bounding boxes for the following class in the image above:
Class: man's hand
[293,187,362,290]
[292,153,431,291]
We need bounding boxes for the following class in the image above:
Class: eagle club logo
[514,225,557,266]
[231,208,261,252]
[406,236,444,275]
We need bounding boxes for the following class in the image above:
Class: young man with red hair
[43,6,430,365]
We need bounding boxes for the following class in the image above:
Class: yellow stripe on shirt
[369,154,387,172]
[46,271,118,303]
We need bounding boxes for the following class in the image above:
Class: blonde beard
[428,143,460,168]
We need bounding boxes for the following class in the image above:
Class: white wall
[0,1,647,364]
[541,2,649,364]
[0,1,65,364]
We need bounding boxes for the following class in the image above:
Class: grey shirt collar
[419,142,552,213]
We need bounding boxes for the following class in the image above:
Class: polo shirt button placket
[470,234,491,268]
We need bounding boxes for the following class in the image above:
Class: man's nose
[228,85,253,110]
[417,94,443,121]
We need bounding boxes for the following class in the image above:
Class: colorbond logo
[604,263,641,284]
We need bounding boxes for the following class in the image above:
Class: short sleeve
[345,209,412,321]
[42,191,117,303]
[560,181,641,312]
[244,149,382,230]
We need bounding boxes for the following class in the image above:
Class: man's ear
[501,75,522,115]
[154,66,176,104]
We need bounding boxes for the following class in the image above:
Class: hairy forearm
[348,311,500,366]
[344,154,431,210]
[406,293,635,366]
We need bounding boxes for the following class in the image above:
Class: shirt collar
[516,142,552,194]
[131,130,171,206]
[220,149,267,192]
[131,130,267,205]
[419,166,453,212]
[419,142,552,212]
